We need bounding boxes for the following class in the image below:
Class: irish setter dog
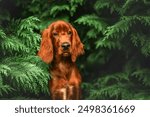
[38,20,84,100]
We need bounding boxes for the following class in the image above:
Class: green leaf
[50,4,70,17]
[75,14,107,32]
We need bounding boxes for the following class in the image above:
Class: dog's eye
[53,32,58,36]
[68,31,72,35]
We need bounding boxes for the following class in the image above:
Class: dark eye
[68,31,72,35]
[53,32,58,36]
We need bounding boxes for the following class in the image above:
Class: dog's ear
[71,26,84,62]
[37,28,53,64]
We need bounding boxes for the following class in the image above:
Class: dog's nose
[61,42,70,50]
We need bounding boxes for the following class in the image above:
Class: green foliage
[50,4,70,17]
[132,69,150,86]
[0,67,13,96]
[69,0,84,16]
[81,0,150,100]
[87,67,150,100]
[96,15,150,50]
[17,16,41,53]
[0,16,49,99]
[94,0,122,14]
[75,14,107,33]
[0,0,150,99]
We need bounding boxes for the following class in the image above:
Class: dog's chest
[58,62,71,74]
[51,62,72,79]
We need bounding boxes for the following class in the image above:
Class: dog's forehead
[53,21,71,32]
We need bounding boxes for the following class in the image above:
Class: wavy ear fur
[71,27,84,62]
[38,28,53,64]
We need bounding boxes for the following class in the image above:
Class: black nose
[61,42,70,50]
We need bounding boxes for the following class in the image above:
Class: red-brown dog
[38,20,84,99]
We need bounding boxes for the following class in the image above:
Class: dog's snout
[61,42,70,50]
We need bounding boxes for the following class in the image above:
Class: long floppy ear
[37,28,53,64]
[71,27,84,62]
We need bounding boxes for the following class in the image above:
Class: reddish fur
[38,20,84,100]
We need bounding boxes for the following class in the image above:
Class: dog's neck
[51,55,76,80]
[51,55,74,68]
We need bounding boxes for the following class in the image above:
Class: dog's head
[38,20,84,63]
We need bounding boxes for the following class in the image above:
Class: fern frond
[95,38,121,49]
[96,15,150,50]
[0,29,6,40]
[18,30,41,49]
[95,16,134,49]
[50,4,70,17]
[120,0,135,15]
[17,16,41,48]
[132,69,150,86]
[0,78,13,96]
[131,33,150,56]
[1,36,29,53]
[97,72,130,87]
[19,16,40,30]
[106,16,132,39]
[1,56,49,95]
[75,14,107,32]
[10,62,48,94]
[89,84,131,99]
[87,71,135,99]
[120,0,150,15]
[0,64,11,77]
[94,0,121,13]
[139,16,150,26]
[130,33,141,47]
[141,41,150,56]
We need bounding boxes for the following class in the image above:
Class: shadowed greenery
[0,0,150,99]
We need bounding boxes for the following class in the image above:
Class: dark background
[0,0,150,99]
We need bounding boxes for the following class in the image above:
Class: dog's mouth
[62,51,70,57]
